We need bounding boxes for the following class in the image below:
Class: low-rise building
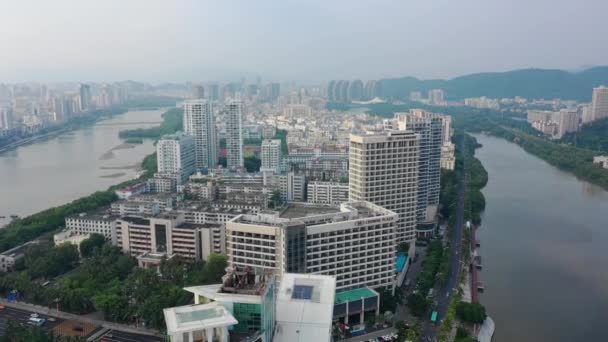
[307,181,349,204]
[169,268,337,342]
[116,214,224,261]
[53,231,91,253]
[593,156,608,169]
[65,212,117,241]
[114,182,148,200]
[0,242,37,272]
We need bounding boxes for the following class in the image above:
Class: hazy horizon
[2,0,607,83]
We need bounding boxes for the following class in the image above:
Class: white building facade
[349,131,419,243]
[183,100,217,170]
[225,100,244,169]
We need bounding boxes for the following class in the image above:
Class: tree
[79,234,105,258]
[244,156,261,172]
[364,315,376,329]
[397,242,410,254]
[406,293,428,317]
[269,190,283,209]
[456,302,487,324]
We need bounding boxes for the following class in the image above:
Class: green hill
[379,66,608,101]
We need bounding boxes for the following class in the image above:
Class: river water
[0,109,164,227]
[473,134,608,342]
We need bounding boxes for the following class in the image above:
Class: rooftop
[163,302,237,335]
[274,273,336,342]
[119,216,150,226]
[279,203,341,219]
[176,222,220,230]
[232,201,397,228]
[334,287,378,304]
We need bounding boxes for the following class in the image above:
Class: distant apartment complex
[183,99,217,170]
[591,86,608,122]
[349,131,419,243]
[261,139,282,173]
[156,132,196,184]
[527,109,580,139]
[225,100,244,169]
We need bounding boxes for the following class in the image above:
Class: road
[95,330,166,342]
[0,299,165,340]
[421,134,467,341]
[0,306,63,335]
[341,327,397,342]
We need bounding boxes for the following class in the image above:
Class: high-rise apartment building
[79,84,92,112]
[261,139,282,173]
[555,109,580,138]
[591,86,608,122]
[0,107,13,130]
[206,83,219,101]
[349,131,419,243]
[225,101,244,169]
[183,100,217,170]
[396,110,444,231]
[226,201,398,290]
[193,85,205,99]
[157,132,196,183]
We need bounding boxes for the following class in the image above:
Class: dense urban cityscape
[2,2,608,342]
[1,74,608,342]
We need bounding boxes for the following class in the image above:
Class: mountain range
[378,66,608,101]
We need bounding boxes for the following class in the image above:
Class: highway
[421,134,467,341]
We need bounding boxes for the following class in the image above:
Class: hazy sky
[1,0,607,83]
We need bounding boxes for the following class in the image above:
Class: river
[0,109,164,228]
[473,134,608,342]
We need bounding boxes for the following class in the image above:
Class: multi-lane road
[421,134,467,342]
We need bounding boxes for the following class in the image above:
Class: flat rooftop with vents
[273,273,336,342]
[163,302,237,342]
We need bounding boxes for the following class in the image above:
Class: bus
[430,311,438,324]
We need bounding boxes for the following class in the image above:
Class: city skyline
[2,1,608,82]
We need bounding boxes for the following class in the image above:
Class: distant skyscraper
[410,91,423,102]
[555,109,580,138]
[347,80,364,102]
[193,84,205,99]
[183,99,217,170]
[0,107,13,130]
[206,83,219,101]
[428,89,445,105]
[364,80,381,100]
[327,80,336,101]
[339,81,350,103]
[79,84,92,112]
[157,132,196,183]
[99,84,113,108]
[396,110,444,234]
[591,85,608,122]
[261,139,282,173]
[349,130,419,243]
[225,100,244,169]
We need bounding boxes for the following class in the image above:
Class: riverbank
[472,134,608,341]
[0,107,130,155]
[0,108,164,231]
